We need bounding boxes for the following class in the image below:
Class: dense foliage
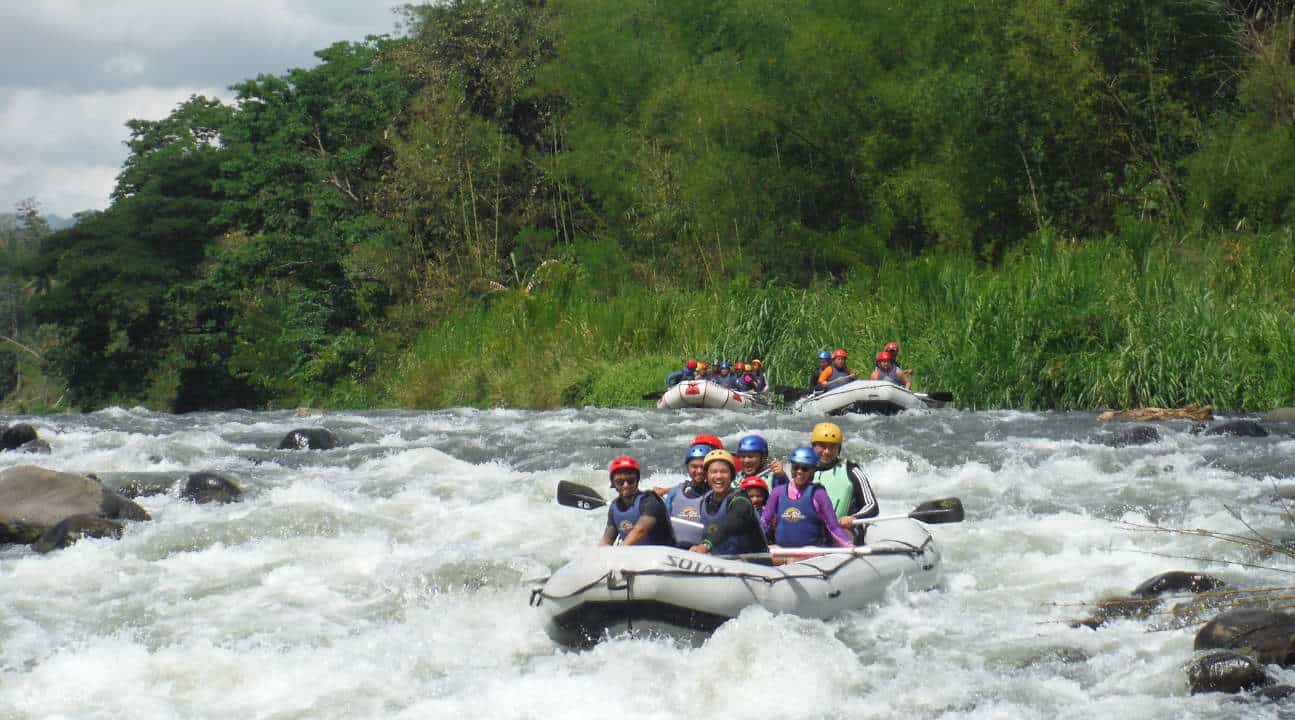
[5,0,1294,412]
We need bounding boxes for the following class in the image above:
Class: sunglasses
[612,477,639,487]
[791,464,815,473]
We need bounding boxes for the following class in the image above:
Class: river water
[1,407,1293,719]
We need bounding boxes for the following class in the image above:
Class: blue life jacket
[666,368,696,387]
[699,492,753,556]
[667,482,706,546]
[874,364,901,386]
[610,492,650,542]
[772,483,827,547]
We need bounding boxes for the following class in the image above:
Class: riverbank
[390,228,1295,412]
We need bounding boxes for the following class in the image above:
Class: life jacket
[772,483,828,547]
[667,482,707,546]
[700,492,765,556]
[820,366,851,386]
[874,364,901,385]
[609,492,673,545]
[815,462,856,517]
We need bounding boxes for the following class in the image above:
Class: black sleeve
[639,492,676,545]
[848,461,878,518]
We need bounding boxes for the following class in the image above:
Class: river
[1,407,1293,718]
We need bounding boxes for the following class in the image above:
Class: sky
[0,1,408,218]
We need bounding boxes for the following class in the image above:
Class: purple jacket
[760,482,853,547]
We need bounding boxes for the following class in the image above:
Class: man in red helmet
[600,456,676,546]
[882,341,913,387]
[816,348,860,390]
[665,359,699,388]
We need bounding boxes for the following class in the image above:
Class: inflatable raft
[657,380,764,410]
[793,379,944,416]
[530,518,941,647]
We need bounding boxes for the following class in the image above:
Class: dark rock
[277,428,338,450]
[1101,425,1160,447]
[1068,595,1159,628]
[1249,685,1295,702]
[182,471,242,504]
[1186,651,1273,694]
[114,477,178,499]
[1204,420,1269,438]
[1,423,38,451]
[1263,408,1295,424]
[1196,608,1295,665]
[0,465,150,545]
[32,515,124,553]
[15,438,51,454]
[1132,571,1226,598]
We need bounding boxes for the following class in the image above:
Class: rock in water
[1186,651,1273,694]
[16,438,51,454]
[1101,426,1160,447]
[1,423,38,451]
[1132,571,1226,598]
[182,471,243,504]
[1204,420,1269,437]
[0,465,149,545]
[32,515,124,553]
[1196,608,1295,665]
[277,428,338,450]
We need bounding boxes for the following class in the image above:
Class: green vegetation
[4,0,1295,413]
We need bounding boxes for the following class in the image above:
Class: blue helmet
[817,350,832,361]
[737,435,769,455]
[788,446,819,467]
[685,443,711,464]
[719,361,730,370]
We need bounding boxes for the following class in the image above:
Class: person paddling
[809,422,879,533]
[817,349,860,390]
[760,446,853,549]
[810,350,832,389]
[883,341,914,388]
[688,450,770,562]
[747,359,767,392]
[599,456,675,547]
[666,359,698,388]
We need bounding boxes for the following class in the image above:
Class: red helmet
[692,434,724,450]
[832,349,848,359]
[884,342,899,353]
[740,476,769,494]
[876,351,894,363]
[608,456,640,479]
[735,362,746,372]
[686,359,698,370]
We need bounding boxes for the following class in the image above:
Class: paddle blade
[774,385,812,402]
[641,391,665,400]
[557,480,607,510]
[923,391,954,402]
[909,497,964,524]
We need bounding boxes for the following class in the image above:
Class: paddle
[722,545,925,561]
[774,385,816,402]
[855,497,964,525]
[917,391,954,403]
[641,390,665,401]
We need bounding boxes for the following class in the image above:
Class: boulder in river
[32,515,124,553]
[1100,425,1160,447]
[1132,571,1226,598]
[1097,405,1212,421]
[1,423,38,451]
[1203,420,1269,437]
[1196,608,1295,665]
[15,438,51,454]
[277,428,338,450]
[182,471,243,504]
[0,465,149,545]
[1186,650,1273,694]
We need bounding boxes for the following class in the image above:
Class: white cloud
[0,0,405,217]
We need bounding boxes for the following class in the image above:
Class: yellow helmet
[811,422,843,445]
[702,449,736,472]
[698,362,710,370]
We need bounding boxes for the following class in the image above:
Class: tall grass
[389,228,1295,411]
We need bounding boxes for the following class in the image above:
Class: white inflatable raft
[530,518,941,647]
[657,380,764,410]
[793,379,944,416]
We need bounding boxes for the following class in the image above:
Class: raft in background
[531,518,941,647]
[792,379,947,416]
[656,380,765,410]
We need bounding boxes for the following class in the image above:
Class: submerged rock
[32,515,124,553]
[277,428,338,450]
[1196,608,1295,665]
[1186,651,1273,694]
[1069,595,1159,629]
[182,471,243,504]
[0,465,149,545]
[1203,420,1269,437]
[15,438,51,454]
[1101,425,1160,447]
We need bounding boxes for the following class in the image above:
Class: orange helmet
[884,342,899,353]
[876,351,894,363]
[751,359,762,368]
[832,349,848,359]
[735,362,746,372]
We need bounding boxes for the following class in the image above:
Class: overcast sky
[0,1,407,218]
